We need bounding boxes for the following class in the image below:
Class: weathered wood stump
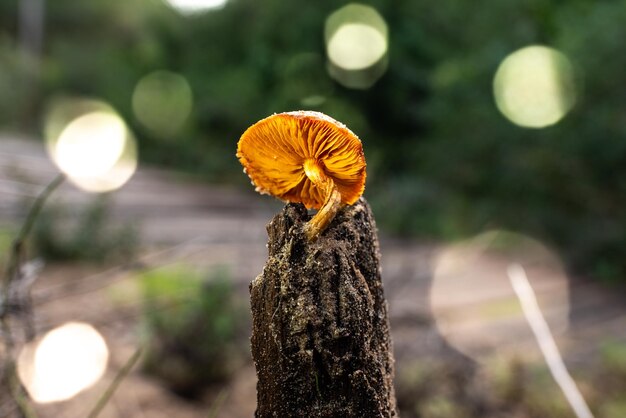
[250,198,397,417]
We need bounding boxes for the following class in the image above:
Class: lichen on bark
[250,198,397,417]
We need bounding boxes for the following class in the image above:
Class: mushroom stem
[303,159,343,241]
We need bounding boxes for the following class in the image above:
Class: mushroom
[237,111,366,240]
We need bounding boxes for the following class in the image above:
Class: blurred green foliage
[139,265,246,397]
[1,0,625,280]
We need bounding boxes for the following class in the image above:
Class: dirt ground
[2,136,626,417]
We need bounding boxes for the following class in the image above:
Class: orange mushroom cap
[237,111,366,209]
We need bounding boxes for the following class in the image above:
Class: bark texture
[250,198,397,417]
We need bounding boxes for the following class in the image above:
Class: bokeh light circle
[132,70,193,137]
[55,112,126,177]
[43,97,138,193]
[430,230,570,362]
[325,4,389,89]
[327,23,387,71]
[43,97,115,148]
[17,322,109,403]
[493,45,576,128]
[164,0,227,14]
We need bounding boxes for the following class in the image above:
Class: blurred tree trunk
[18,0,45,128]
[19,0,45,58]
[250,198,397,417]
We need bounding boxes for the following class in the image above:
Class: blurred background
[1,0,625,417]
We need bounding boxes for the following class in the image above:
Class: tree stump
[250,198,397,417]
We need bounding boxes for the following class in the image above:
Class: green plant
[32,196,139,263]
[601,341,626,376]
[600,399,626,418]
[395,360,479,418]
[599,340,626,396]
[139,264,246,397]
[420,396,468,418]
[0,228,13,271]
[522,365,572,418]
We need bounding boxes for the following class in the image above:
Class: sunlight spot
[17,322,109,403]
[430,230,570,363]
[46,106,137,193]
[43,97,114,148]
[56,112,126,177]
[325,4,388,89]
[164,0,227,14]
[327,23,386,71]
[493,45,576,128]
[132,70,193,138]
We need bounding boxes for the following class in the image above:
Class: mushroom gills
[302,159,343,241]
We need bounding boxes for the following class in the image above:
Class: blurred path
[0,135,280,283]
[1,135,625,368]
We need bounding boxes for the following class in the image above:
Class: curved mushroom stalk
[302,159,343,240]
